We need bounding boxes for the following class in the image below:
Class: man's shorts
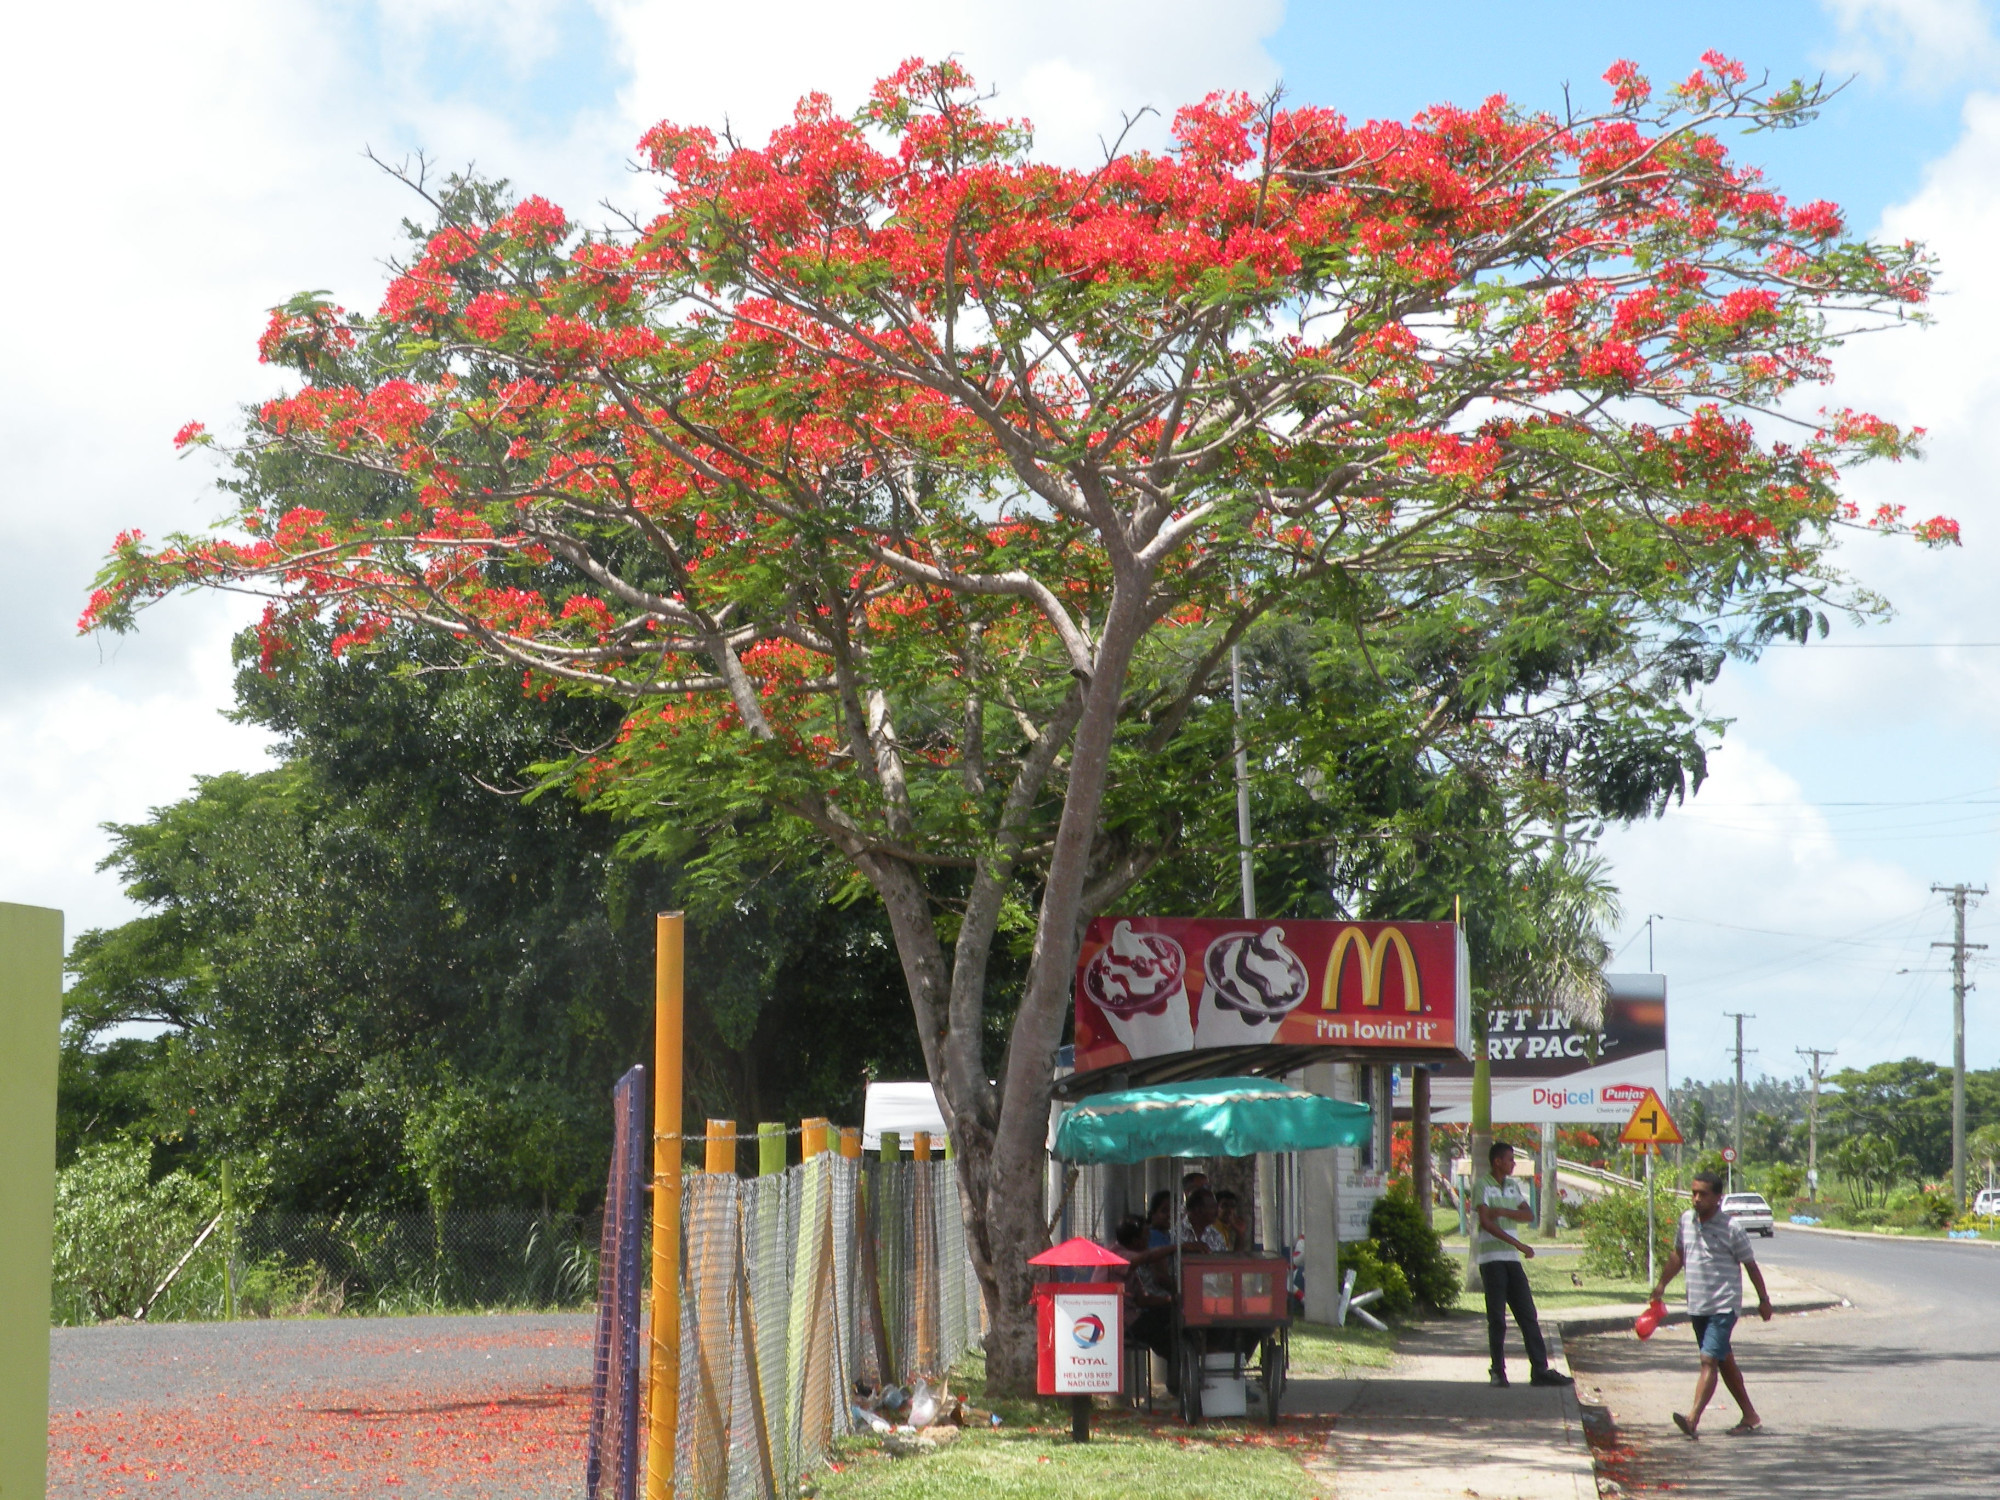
[1689,1311,1738,1361]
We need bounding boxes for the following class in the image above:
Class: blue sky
[6,0,1999,1089]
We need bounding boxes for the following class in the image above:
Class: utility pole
[1931,883,1988,1211]
[1231,646,1256,922]
[1796,1046,1835,1204]
[1724,1013,1755,1194]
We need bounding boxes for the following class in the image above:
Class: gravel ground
[49,1313,596,1499]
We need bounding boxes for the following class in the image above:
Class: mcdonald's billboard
[1072,917,1471,1073]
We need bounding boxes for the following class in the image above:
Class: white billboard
[1425,973,1668,1125]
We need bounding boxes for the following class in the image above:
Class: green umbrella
[1052,1076,1373,1164]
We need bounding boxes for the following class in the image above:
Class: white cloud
[1598,742,1968,1080]
[0,0,1284,946]
[596,0,1283,165]
[1820,0,1999,89]
[1591,92,2000,1082]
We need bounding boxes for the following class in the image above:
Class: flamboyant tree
[90,55,1952,1382]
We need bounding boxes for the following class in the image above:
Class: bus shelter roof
[1051,1076,1372,1165]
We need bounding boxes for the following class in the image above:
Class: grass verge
[813,1350,1333,1500]
[1519,1258,1651,1310]
[1287,1319,1396,1375]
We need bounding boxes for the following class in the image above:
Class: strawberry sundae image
[1196,926,1311,1046]
[1082,921,1193,1057]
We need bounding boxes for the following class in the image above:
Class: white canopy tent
[861,1081,948,1150]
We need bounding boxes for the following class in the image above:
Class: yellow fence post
[705,1120,736,1175]
[648,912,684,1500]
[838,1128,861,1160]
[802,1117,828,1159]
[913,1131,931,1162]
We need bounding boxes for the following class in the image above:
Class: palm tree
[1461,847,1621,1285]
[1967,1123,2000,1197]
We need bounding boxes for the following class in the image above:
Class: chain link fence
[584,1149,984,1500]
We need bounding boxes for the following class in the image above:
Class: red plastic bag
[1634,1298,1666,1340]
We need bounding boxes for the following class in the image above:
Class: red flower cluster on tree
[83,58,1960,1385]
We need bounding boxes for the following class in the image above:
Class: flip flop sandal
[1673,1413,1699,1440]
[1724,1422,1762,1436]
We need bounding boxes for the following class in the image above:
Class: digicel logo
[1600,1085,1647,1104]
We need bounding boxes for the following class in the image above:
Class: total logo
[1070,1314,1106,1349]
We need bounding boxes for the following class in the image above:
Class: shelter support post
[1411,1069,1432,1220]
[1371,1065,1393,1174]
[1301,1062,1342,1325]
[1255,1153,1278,1254]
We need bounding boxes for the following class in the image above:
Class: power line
[1652,910,1937,951]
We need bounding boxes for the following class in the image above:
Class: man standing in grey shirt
[1474,1141,1571,1387]
[1649,1169,1774,1438]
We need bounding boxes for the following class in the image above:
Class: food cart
[1051,1075,1372,1424]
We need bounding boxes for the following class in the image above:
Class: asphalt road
[1567,1226,2000,1496]
[47,1312,594,1498]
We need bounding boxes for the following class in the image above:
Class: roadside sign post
[1645,1149,1654,1287]
[1617,1089,1685,1291]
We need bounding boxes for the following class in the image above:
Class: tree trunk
[976,583,1153,1391]
[1540,1122,1560,1239]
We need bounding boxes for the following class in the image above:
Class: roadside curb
[1556,1296,1843,1340]
[1777,1220,2000,1248]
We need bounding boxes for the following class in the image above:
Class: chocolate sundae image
[1083,921,1193,1057]
[1196,926,1311,1046]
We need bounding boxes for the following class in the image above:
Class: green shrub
[1575,1189,1675,1281]
[1761,1163,1805,1203]
[1887,1186,1955,1230]
[52,1141,218,1324]
[1368,1185,1459,1311]
[1337,1239,1413,1318]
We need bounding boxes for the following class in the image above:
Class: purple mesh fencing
[587,1065,647,1500]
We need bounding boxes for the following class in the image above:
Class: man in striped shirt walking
[1649,1169,1774,1438]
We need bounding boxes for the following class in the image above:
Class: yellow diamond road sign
[1617,1088,1684,1149]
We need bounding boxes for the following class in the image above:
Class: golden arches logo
[1321,927,1423,1012]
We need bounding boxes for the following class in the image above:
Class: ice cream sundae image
[1197,926,1311,1046]
[1083,922,1193,1057]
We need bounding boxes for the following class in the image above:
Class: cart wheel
[1260,1333,1286,1425]
[1179,1338,1204,1424]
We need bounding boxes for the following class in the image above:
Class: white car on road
[1974,1188,2000,1218]
[1721,1192,1776,1237]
